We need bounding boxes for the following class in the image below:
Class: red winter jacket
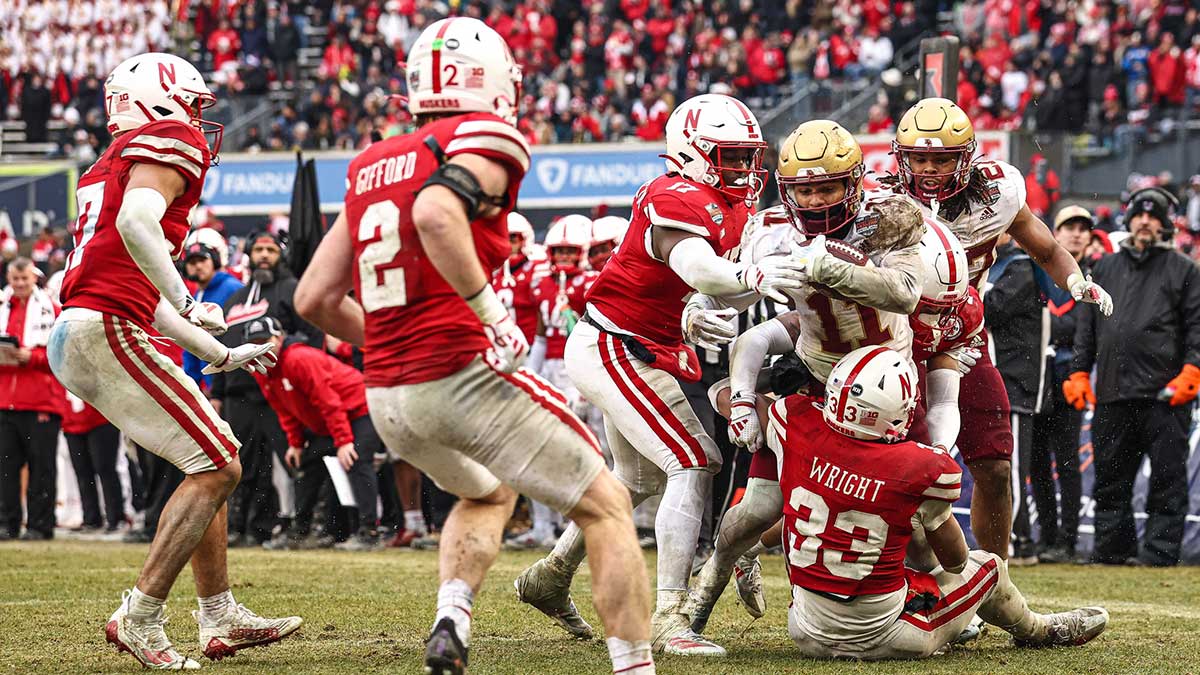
[62,397,109,435]
[254,342,369,448]
[0,294,64,416]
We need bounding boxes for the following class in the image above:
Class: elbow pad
[420,137,510,218]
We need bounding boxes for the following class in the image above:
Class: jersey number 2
[357,200,407,312]
[787,485,889,581]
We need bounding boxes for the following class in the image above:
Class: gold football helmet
[892,97,977,204]
[777,120,865,236]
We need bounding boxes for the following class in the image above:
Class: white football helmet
[508,211,535,249]
[545,214,591,272]
[406,17,522,124]
[662,94,767,206]
[823,346,919,443]
[917,218,969,314]
[104,52,222,155]
[185,226,230,268]
[590,215,629,247]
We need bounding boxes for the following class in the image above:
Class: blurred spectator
[208,18,242,71]
[1025,154,1061,219]
[0,258,64,541]
[1186,175,1200,233]
[857,26,893,76]
[1030,206,1094,564]
[863,102,894,134]
[249,317,381,551]
[182,243,245,388]
[271,11,302,86]
[1068,188,1199,567]
[63,396,124,533]
[1148,31,1186,109]
[19,74,51,142]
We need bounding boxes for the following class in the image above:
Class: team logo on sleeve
[705,203,724,225]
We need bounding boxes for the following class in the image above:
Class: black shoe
[0,530,13,541]
[1038,544,1076,564]
[1010,538,1039,566]
[424,617,468,675]
[263,532,305,551]
[19,530,51,541]
[227,532,251,548]
[123,529,153,544]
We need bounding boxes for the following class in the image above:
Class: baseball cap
[243,316,283,343]
[1053,205,1093,229]
[184,243,222,267]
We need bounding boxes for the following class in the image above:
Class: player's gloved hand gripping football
[466,283,528,373]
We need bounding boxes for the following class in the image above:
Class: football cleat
[424,616,468,675]
[513,559,593,639]
[195,603,302,660]
[683,556,730,635]
[1016,607,1109,648]
[105,591,199,670]
[503,530,556,551]
[732,554,765,619]
[652,612,726,657]
[951,614,986,646]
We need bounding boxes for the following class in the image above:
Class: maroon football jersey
[60,119,211,329]
[766,395,962,597]
[910,286,986,364]
[585,174,747,344]
[532,268,584,359]
[345,112,530,386]
[492,253,547,343]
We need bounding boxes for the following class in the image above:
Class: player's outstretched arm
[729,312,801,397]
[658,228,806,303]
[1010,205,1112,315]
[295,211,365,346]
[117,163,195,316]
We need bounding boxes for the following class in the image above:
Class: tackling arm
[117,163,192,314]
[814,244,922,314]
[729,313,802,395]
[924,362,962,450]
[294,211,365,346]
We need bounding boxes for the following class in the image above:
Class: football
[796,238,871,302]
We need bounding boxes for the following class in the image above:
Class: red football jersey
[345,112,530,387]
[532,268,584,359]
[566,269,600,317]
[910,286,986,364]
[491,253,547,343]
[585,174,748,344]
[60,119,211,329]
[766,395,962,597]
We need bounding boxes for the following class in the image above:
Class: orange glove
[1165,364,1200,406]
[1062,371,1096,411]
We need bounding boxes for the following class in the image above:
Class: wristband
[464,284,509,325]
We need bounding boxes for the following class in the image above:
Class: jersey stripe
[933,471,961,485]
[128,133,205,164]
[485,361,602,456]
[445,136,531,172]
[899,557,998,631]
[453,120,530,152]
[121,146,202,179]
[646,203,709,237]
[921,485,961,501]
[833,346,889,422]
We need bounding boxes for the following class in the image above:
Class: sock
[656,589,687,615]
[744,542,767,558]
[435,579,474,647]
[126,587,166,623]
[404,510,427,535]
[974,557,1047,641]
[653,471,710,613]
[606,637,654,674]
[198,589,236,624]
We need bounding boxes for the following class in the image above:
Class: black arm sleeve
[1178,258,1200,369]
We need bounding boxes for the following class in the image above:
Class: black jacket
[1045,258,1094,395]
[211,266,324,400]
[1071,240,1200,403]
[985,243,1052,415]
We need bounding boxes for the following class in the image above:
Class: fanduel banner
[199,132,1010,215]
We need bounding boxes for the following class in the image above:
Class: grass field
[1,542,1198,674]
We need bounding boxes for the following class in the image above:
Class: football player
[888,97,1113,557]
[493,211,548,346]
[506,214,593,550]
[47,53,299,670]
[293,18,654,675]
[516,93,805,657]
[767,347,1108,659]
[685,121,933,633]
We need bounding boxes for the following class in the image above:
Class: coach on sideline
[1066,187,1200,567]
[0,258,64,540]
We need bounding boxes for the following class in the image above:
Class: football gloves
[202,343,278,375]
[1067,273,1113,316]
[1163,364,1200,406]
[728,390,762,452]
[180,298,228,336]
[737,255,807,304]
[1062,371,1096,411]
[466,284,528,374]
[682,297,738,351]
[943,345,982,375]
[794,234,833,284]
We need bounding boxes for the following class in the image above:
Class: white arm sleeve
[729,318,795,395]
[666,236,747,297]
[926,367,962,450]
[151,297,227,363]
[115,187,193,313]
[687,290,763,315]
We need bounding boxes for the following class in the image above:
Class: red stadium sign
[855,131,1010,192]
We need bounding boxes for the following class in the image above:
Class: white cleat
[105,591,200,670]
[732,554,765,619]
[514,558,594,639]
[653,612,726,657]
[195,603,303,660]
[1017,607,1109,648]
